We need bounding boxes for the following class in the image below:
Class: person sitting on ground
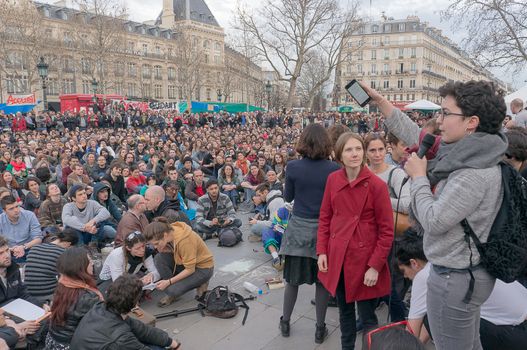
[164,180,196,222]
[218,164,241,210]
[102,161,127,204]
[99,231,160,293]
[0,188,11,215]
[91,182,122,240]
[22,177,45,214]
[38,183,68,237]
[262,206,290,271]
[161,166,186,198]
[0,235,41,349]
[45,247,104,350]
[115,194,149,247]
[248,182,285,240]
[61,185,112,246]
[66,164,92,194]
[0,195,42,263]
[24,228,79,304]
[240,164,266,207]
[184,168,206,210]
[144,185,191,225]
[70,274,181,349]
[396,233,527,350]
[195,179,242,240]
[179,156,195,181]
[144,218,214,308]
[266,169,283,192]
[125,165,147,195]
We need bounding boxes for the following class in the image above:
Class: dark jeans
[336,270,379,350]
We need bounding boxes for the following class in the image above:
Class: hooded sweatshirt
[169,222,214,273]
[92,182,122,222]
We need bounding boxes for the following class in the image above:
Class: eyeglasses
[439,109,465,119]
[126,231,142,241]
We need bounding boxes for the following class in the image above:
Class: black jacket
[70,302,172,350]
[147,199,190,226]
[48,290,100,344]
[0,263,40,307]
[102,173,127,204]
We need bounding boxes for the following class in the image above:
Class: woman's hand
[359,82,384,104]
[156,279,171,291]
[404,152,428,179]
[317,254,328,273]
[363,267,379,287]
[141,273,153,285]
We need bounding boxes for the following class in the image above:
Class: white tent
[505,85,527,104]
[404,99,441,111]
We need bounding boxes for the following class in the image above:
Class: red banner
[6,93,36,106]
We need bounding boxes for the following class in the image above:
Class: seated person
[178,156,195,181]
[164,180,196,221]
[0,195,42,263]
[184,169,206,210]
[240,164,266,205]
[218,164,241,210]
[161,166,186,198]
[115,195,149,247]
[396,234,527,350]
[46,247,104,350]
[125,165,146,195]
[38,183,68,237]
[262,206,290,271]
[99,231,160,293]
[91,182,122,241]
[61,185,112,246]
[144,186,190,225]
[70,274,181,349]
[266,169,283,192]
[102,161,127,204]
[144,218,214,308]
[248,183,285,238]
[0,235,41,349]
[195,179,242,240]
[24,229,79,304]
[66,164,93,194]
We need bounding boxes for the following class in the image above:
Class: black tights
[282,282,329,327]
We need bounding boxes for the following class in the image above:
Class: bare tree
[172,32,204,111]
[0,0,52,96]
[236,0,360,109]
[71,0,128,93]
[442,0,527,71]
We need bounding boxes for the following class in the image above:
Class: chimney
[160,0,174,29]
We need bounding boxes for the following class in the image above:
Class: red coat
[317,167,393,303]
[12,117,26,132]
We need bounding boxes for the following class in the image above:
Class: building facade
[0,0,263,109]
[334,16,507,108]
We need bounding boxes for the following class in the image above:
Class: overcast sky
[40,0,526,89]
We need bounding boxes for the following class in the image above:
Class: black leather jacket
[48,290,100,344]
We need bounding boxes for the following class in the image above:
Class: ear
[466,115,480,132]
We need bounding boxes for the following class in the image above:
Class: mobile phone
[345,79,371,107]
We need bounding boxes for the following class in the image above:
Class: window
[399,23,405,32]
[114,62,124,76]
[48,79,58,95]
[154,84,162,99]
[81,58,91,74]
[411,35,417,44]
[384,49,389,59]
[63,57,74,73]
[357,64,363,73]
[399,63,404,73]
[397,79,403,88]
[398,48,404,58]
[128,41,135,53]
[142,84,151,98]
[62,79,75,94]
[203,40,210,49]
[214,55,221,64]
[142,64,151,79]
[370,81,377,89]
[383,36,390,45]
[371,50,376,60]
[215,42,222,51]
[383,63,389,73]
[384,24,391,32]
[410,63,416,73]
[411,47,416,58]
[128,63,136,77]
[155,46,161,54]
[127,83,136,97]
[82,81,90,94]
[372,25,378,33]
[357,51,363,60]
[168,85,177,99]
[154,65,162,80]
[371,64,377,74]
[114,82,123,95]
[383,80,389,89]
[205,54,209,64]
[168,67,176,80]
[410,79,416,88]
[372,37,378,46]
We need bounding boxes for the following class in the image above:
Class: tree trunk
[286,76,298,110]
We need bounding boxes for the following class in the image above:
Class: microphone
[401,133,436,187]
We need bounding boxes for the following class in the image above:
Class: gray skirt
[279,215,319,260]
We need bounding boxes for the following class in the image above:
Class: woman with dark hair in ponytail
[46,247,104,350]
[143,218,214,308]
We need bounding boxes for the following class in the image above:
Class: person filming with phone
[357,80,507,350]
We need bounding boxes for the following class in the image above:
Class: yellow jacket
[170,222,214,273]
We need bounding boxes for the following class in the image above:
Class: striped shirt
[24,243,65,298]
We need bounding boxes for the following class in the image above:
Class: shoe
[157,295,178,308]
[201,232,213,241]
[272,257,284,271]
[310,296,338,307]
[315,323,328,344]
[279,316,290,337]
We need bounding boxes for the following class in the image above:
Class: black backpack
[218,227,243,247]
[462,162,527,300]
[198,286,250,325]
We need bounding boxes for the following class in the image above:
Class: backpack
[263,194,284,221]
[218,227,243,247]
[462,162,527,299]
[198,286,250,325]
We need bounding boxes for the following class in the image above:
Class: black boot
[315,323,328,344]
[279,316,290,337]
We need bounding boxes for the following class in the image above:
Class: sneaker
[247,234,262,242]
[272,257,284,271]
[201,232,213,241]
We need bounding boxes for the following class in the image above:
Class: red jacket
[317,167,393,303]
[12,117,27,132]
[126,175,146,194]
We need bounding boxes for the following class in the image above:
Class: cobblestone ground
[140,211,435,350]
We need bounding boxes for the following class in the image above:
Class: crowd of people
[0,80,525,350]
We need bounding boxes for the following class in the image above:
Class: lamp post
[216,88,222,102]
[36,57,49,111]
[426,63,432,101]
[265,80,272,111]
[91,78,98,110]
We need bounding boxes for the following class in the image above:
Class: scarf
[426,131,508,187]
[246,172,260,186]
[236,160,249,175]
[58,275,104,301]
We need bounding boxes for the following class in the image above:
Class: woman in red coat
[317,132,393,350]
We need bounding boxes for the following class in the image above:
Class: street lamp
[216,88,223,102]
[265,80,272,111]
[91,78,98,106]
[426,63,432,101]
[36,57,49,111]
